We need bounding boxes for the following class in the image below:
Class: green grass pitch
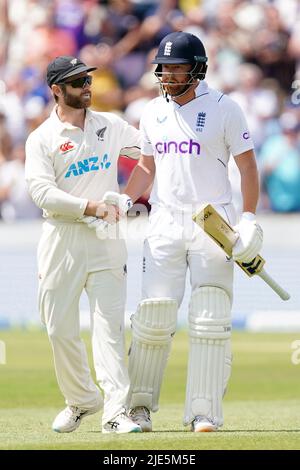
[0,329,300,450]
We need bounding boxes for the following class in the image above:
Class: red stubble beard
[161,80,189,97]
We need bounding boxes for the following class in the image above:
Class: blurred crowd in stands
[0,0,299,221]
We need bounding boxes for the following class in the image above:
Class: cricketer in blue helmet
[101,31,262,433]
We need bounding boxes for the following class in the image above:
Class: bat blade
[192,206,236,256]
[192,204,265,276]
[192,204,290,300]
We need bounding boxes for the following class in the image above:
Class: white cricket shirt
[140,81,254,210]
[25,107,140,219]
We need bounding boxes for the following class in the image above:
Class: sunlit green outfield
[1,329,300,450]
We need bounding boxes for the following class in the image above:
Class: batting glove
[232,212,263,263]
[78,216,110,239]
[103,191,133,216]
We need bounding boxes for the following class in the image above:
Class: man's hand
[84,201,119,223]
[78,216,110,239]
[103,191,133,216]
[81,200,121,239]
[96,201,120,224]
[232,212,263,263]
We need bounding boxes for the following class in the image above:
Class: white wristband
[242,212,256,221]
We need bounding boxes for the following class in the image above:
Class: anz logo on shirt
[65,154,111,178]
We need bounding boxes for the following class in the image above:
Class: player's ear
[52,83,63,101]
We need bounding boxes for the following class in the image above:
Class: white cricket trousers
[37,219,129,425]
[142,204,236,303]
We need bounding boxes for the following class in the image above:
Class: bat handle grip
[258,268,290,301]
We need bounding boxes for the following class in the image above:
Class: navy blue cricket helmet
[152,31,207,68]
[152,32,208,100]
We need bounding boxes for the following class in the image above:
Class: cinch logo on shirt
[155,139,201,155]
[65,154,111,178]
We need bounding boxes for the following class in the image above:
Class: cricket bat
[192,204,290,301]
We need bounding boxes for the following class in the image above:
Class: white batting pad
[223,339,232,397]
[127,298,177,411]
[184,286,231,426]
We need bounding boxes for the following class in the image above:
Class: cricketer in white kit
[102,32,263,433]
[25,56,141,434]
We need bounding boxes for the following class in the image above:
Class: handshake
[78,192,133,238]
[102,191,134,216]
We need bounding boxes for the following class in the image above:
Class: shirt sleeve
[118,119,141,160]
[25,133,88,218]
[223,98,254,157]
[140,107,154,156]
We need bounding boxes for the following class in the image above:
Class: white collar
[195,80,208,97]
[50,106,93,133]
[170,81,209,108]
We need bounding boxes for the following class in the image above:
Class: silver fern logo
[96,127,107,141]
